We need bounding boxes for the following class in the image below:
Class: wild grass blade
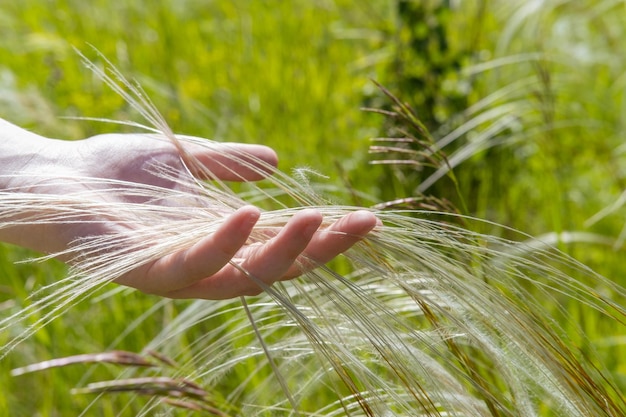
[2,51,626,416]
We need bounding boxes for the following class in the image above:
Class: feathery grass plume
[3,50,626,416]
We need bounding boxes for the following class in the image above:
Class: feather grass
[2,50,626,416]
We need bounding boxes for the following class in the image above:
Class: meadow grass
[1,0,626,416]
[0,2,391,415]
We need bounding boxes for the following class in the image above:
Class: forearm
[0,119,75,251]
[0,119,62,188]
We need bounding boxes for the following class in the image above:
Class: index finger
[179,139,279,182]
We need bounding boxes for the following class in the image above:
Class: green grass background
[1,0,625,415]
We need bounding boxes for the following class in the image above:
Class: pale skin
[0,119,379,300]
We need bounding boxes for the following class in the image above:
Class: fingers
[164,209,324,299]
[184,142,278,182]
[282,210,379,279]
[122,208,378,300]
[239,209,324,278]
[116,206,261,294]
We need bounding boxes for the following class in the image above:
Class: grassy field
[1,0,625,415]
[0,2,392,415]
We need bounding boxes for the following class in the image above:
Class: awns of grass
[2,54,626,416]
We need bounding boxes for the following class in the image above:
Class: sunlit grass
[0,2,390,414]
[1,49,624,416]
[2,0,626,416]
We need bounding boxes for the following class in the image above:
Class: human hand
[0,123,379,299]
[120,205,378,299]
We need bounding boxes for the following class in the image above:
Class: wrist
[0,119,74,190]
[0,119,81,253]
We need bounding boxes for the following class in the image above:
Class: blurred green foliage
[0,0,389,175]
[1,0,626,415]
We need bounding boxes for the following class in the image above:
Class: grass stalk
[2,49,626,416]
